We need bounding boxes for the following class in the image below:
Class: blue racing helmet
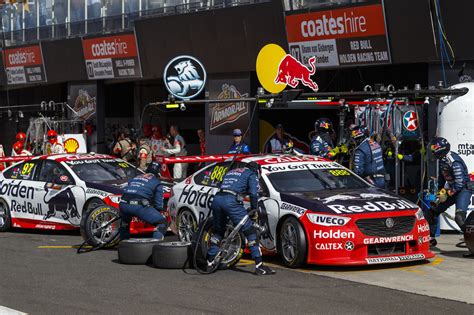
[314,118,333,133]
[145,161,161,177]
[430,137,450,159]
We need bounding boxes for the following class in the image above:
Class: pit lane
[0,231,472,314]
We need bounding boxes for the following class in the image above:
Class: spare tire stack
[118,239,163,264]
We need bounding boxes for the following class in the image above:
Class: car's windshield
[267,168,369,192]
[66,159,141,184]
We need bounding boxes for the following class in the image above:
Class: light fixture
[18,111,24,118]
[7,109,12,118]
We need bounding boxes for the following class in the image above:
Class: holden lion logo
[275,55,318,92]
[163,55,206,100]
[385,218,395,229]
[64,138,80,153]
[403,111,418,131]
[210,84,249,130]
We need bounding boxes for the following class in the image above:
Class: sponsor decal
[345,241,354,251]
[418,236,430,245]
[178,185,215,209]
[35,224,56,230]
[322,195,357,204]
[82,32,142,80]
[417,222,430,233]
[365,254,425,264]
[458,143,474,157]
[3,44,47,84]
[280,202,306,216]
[163,55,206,100]
[314,230,355,239]
[210,84,249,131]
[308,213,350,226]
[274,54,319,92]
[0,180,34,199]
[263,156,327,164]
[315,243,343,250]
[43,186,80,224]
[363,234,413,244]
[385,218,394,228]
[65,158,117,165]
[327,200,416,214]
[85,188,108,197]
[11,200,43,215]
[262,162,339,173]
[64,138,80,154]
[403,111,418,131]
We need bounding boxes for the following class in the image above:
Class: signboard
[285,2,391,68]
[68,83,97,121]
[82,32,142,80]
[163,55,207,100]
[2,44,47,84]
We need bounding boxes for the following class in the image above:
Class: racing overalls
[310,133,333,158]
[162,134,188,180]
[118,173,167,240]
[425,151,472,236]
[353,138,386,189]
[264,135,290,154]
[113,138,136,162]
[228,142,251,154]
[138,142,153,171]
[207,167,262,264]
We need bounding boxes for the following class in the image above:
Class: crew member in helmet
[119,162,167,240]
[0,144,5,171]
[46,130,64,154]
[350,124,386,189]
[206,161,275,275]
[310,118,334,158]
[12,132,27,156]
[426,137,472,247]
[12,141,32,157]
[228,129,251,154]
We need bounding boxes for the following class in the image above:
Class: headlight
[306,213,351,226]
[415,208,424,220]
[109,195,121,204]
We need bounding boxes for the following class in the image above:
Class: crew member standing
[350,125,386,189]
[426,137,472,246]
[137,136,153,171]
[197,128,206,156]
[12,141,32,156]
[264,124,290,154]
[45,130,65,154]
[310,118,334,158]
[228,129,251,154]
[119,162,167,240]
[206,162,275,275]
[113,128,136,162]
[12,132,27,156]
[161,125,188,180]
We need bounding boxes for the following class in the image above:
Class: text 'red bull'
[274,55,318,92]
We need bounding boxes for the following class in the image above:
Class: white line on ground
[0,305,28,315]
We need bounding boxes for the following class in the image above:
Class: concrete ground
[0,230,472,314]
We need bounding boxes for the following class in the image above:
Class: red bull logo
[274,55,319,92]
[431,143,441,152]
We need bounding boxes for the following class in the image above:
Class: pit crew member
[264,124,290,154]
[228,129,251,154]
[137,136,153,171]
[426,137,472,246]
[12,141,32,157]
[310,118,334,158]
[206,161,275,275]
[46,130,65,154]
[161,125,188,180]
[119,162,167,240]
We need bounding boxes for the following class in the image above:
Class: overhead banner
[82,32,142,80]
[285,1,391,68]
[2,44,47,84]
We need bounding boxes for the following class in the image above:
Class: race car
[0,153,170,233]
[168,154,434,267]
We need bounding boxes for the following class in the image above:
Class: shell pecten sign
[64,138,80,154]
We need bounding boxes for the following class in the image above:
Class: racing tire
[80,205,121,248]
[176,208,198,242]
[278,216,307,268]
[152,241,193,269]
[0,199,11,232]
[118,238,164,265]
[84,197,105,213]
[191,218,245,271]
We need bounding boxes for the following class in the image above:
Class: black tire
[80,205,121,248]
[278,216,307,268]
[84,197,105,213]
[176,208,198,242]
[191,218,245,270]
[152,241,192,269]
[118,238,163,265]
[0,198,11,232]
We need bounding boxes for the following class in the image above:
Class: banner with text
[285,2,391,68]
[82,32,142,80]
[3,44,47,84]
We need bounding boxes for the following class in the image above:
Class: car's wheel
[119,238,164,265]
[80,205,121,248]
[0,199,11,232]
[176,208,197,242]
[84,198,105,213]
[278,216,307,268]
[152,241,192,269]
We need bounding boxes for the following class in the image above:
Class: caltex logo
[403,111,418,131]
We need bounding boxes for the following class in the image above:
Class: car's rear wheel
[278,216,307,268]
[0,199,11,232]
[177,208,197,242]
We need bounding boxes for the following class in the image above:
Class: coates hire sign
[285,1,391,68]
[3,44,47,84]
[82,32,142,80]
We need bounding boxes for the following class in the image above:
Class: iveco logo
[385,218,394,228]
[163,55,207,100]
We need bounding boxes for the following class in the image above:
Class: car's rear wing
[154,154,245,181]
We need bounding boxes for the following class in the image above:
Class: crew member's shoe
[429,237,437,247]
[255,262,276,275]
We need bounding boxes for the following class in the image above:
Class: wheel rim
[281,222,298,263]
[178,210,196,242]
[0,201,7,228]
[207,225,242,265]
[88,210,120,244]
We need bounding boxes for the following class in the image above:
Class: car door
[37,160,86,226]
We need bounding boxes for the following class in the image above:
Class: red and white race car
[168,154,434,267]
[0,154,170,234]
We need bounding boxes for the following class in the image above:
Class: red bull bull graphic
[274,55,318,92]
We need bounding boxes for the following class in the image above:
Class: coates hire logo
[210,84,249,130]
[83,34,138,60]
[4,46,42,67]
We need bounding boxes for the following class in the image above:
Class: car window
[38,160,75,185]
[267,168,369,193]
[65,159,141,185]
[4,161,40,181]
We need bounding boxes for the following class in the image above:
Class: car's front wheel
[0,199,11,232]
[278,216,307,268]
[176,208,197,242]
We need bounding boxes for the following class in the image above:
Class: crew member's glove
[387,150,404,160]
[437,189,448,203]
[339,144,348,154]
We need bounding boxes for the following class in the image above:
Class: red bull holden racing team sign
[285,1,391,68]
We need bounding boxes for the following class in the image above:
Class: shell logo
[64,138,80,153]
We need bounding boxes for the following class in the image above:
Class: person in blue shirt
[207,162,275,275]
[310,118,334,158]
[350,125,386,189]
[228,129,251,154]
[425,137,472,247]
[119,162,167,240]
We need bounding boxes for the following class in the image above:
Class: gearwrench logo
[163,55,207,100]
[274,54,318,92]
